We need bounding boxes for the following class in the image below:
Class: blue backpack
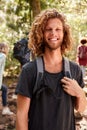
[13,38,31,66]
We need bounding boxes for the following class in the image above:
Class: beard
[44,40,63,51]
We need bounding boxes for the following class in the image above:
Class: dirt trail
[0,80,17,130]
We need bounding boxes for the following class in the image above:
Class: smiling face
[43,18,64,51]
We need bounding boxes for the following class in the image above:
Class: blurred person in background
[0,43,13,115]
[76,38,87,77]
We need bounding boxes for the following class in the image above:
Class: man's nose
[50,30,56,35]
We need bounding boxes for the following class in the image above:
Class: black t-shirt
[15,58,84,130]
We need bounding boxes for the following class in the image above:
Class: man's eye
[45,29,51,31]
[56,29,61,31]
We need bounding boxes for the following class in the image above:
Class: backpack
[33,57,72,94]
[13,38,31,66]
[28,57,75,130]
[78,46,87,59]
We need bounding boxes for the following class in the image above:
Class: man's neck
[43,51,63,73]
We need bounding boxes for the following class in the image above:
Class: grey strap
[33,56,72,94]
[64,57,72,78]
[33,57,44,94]
[36,57,44,74]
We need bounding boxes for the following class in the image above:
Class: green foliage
[0,0,87,76]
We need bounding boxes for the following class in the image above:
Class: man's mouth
[48,38,59,41]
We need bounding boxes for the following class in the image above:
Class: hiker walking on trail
[0,43,13,115]
[16,9,87,130]
[77,38,87,77]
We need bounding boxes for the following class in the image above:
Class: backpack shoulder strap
[33,57,72,94]
[64,57,72,78]
[33,56,44,94]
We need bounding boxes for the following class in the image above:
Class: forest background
[0,0,87,77]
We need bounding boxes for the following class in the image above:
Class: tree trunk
[29,0,41,18]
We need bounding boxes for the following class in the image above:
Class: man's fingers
[61,77,71,84]
[61,76,74,83]
[62,84,67,89]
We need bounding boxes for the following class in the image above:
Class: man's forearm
[75,90,87,112]
[16,112,28,130]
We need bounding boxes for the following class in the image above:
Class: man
[16,9,87,130]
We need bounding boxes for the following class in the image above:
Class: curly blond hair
[29,8,72,57]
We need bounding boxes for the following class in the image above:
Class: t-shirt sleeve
[15,61,37,98]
